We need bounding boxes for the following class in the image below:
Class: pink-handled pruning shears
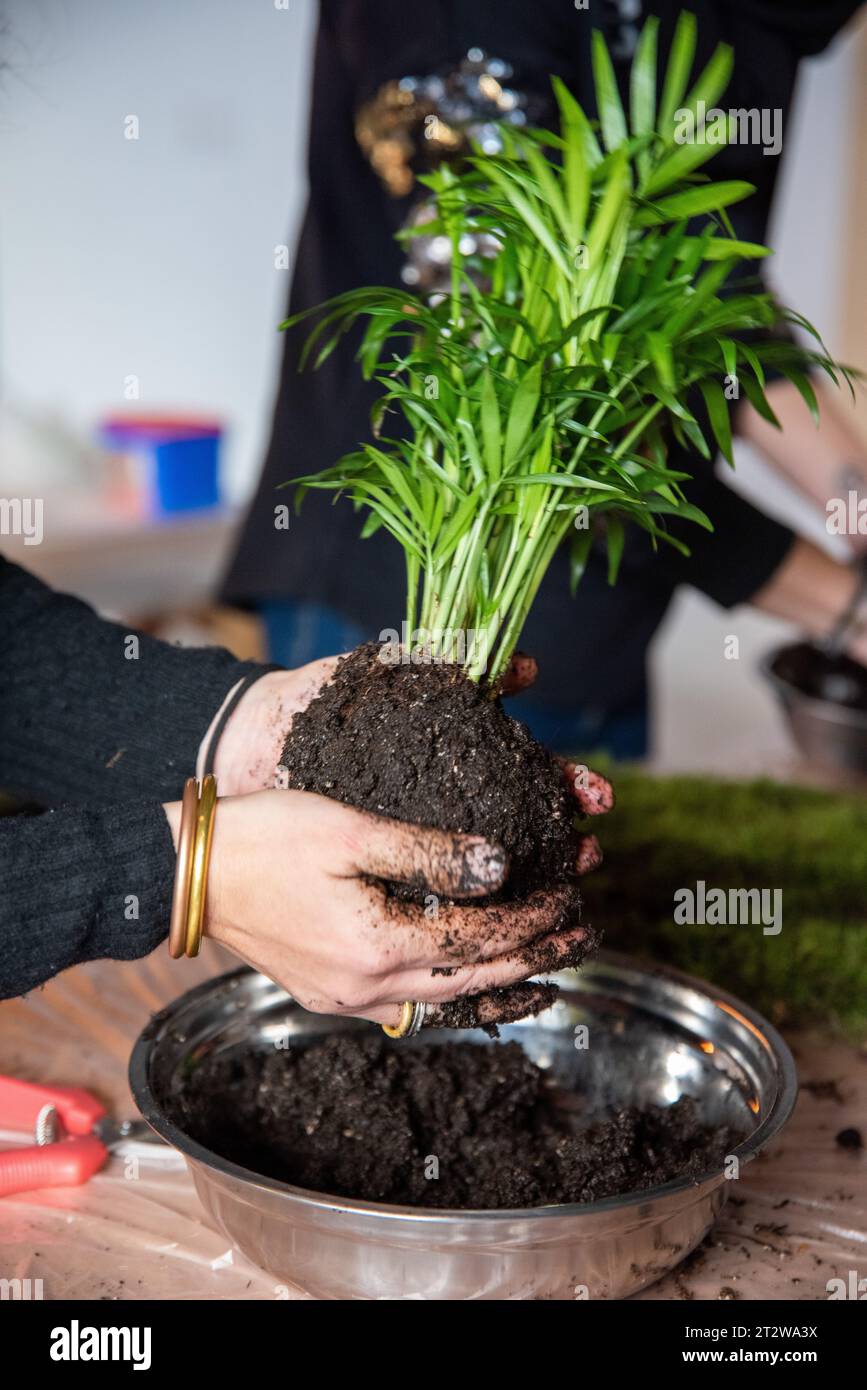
[0,1074,151,1198]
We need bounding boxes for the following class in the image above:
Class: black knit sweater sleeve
[0,801,177,998]
[0,557,270,998]
[0,556,264,806]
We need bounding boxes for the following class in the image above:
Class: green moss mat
[585,770,867,1040]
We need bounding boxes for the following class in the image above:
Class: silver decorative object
[355,51,536,293]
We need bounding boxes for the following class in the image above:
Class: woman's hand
[190,648,614,1028]
[202,657,339,796]
[166,788,592,1030]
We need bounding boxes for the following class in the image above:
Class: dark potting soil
[175,1034,741,1210]
[772,640,867,710]
[279,643,579,901]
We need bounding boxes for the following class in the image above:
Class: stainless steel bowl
[129,953,797,1300]
[762,640,867,775]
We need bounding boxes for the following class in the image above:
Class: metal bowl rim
[760,642,867,731]
[129,951,797,1225]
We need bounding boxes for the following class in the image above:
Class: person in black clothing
[222,0,867,756]
[0,557,609,1014]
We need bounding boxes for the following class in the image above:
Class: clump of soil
[175,1035,741,1210]
[280,643,577,900]
[772,640,867,710]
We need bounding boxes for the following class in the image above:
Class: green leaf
[645,331,675,389]
[356,492,424,560]
[663,261,732,337]
[658,11,697,137]
[679,236,771,262]
[583,149,631,285]
[641,221,689,296]
[682,42,734,125]
[363,455,425,528]
[739,343,766,388]
[552,74,599,240]
[547,305,617,354]
[592,28,628,153]
[569,527,594,595]
[456,408,486,488]
[479,370,502,482]
[504,363,542,468]
[484,164,572,277]
[561,420,607,441]
[646,498,713,530]
[719,337,738,382]
[520,139,572,243]
[787,369,821,425]
[606,516,625,584]
[740,374,780,427]
[676,224,717,278]
[644,115,733,195]
[635,180,754,225]
[634,516,692,556]
[680,415,711,460]
[630,18,659,183]
[555,73,603,169]
[699,379,735,465]
[653,386,698,423]
[509,473,623,494]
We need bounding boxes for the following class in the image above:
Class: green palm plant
[283,13,850,686]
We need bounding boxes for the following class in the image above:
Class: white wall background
[0,1,863,772]
[0,0,316,498]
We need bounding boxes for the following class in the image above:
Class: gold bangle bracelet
[382,1001,414,1039]
[382,1001,427,1039]
[168,779,199,959]
[185,774,218,958]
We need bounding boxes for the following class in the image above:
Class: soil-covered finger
[574,833,602,875]
[361,879,583,970]
[559,761,615,816]
[425,980,560,1033]
[498,650,538,696]
[392,923,594,1005]
[417,881,584,964]
[352,815,507,898]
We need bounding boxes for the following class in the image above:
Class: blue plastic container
[98,415,222,516]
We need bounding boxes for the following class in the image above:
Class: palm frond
[282,15,853,684]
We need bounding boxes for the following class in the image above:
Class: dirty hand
[201,658,339,796]
[194,644,616,1028]
[165,788,591,1031]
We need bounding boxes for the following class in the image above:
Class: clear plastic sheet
[0,946,863,1301]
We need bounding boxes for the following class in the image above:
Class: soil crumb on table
[175,1035,740,1210]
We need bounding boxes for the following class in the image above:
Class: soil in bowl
[175,1034,743,1210]
[772,641,867,710]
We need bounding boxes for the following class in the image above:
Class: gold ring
[185,774,218,958]
[382,1000,426,1039]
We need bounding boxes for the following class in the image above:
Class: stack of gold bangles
[168,775,218,959]
[167,773,424,1032]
